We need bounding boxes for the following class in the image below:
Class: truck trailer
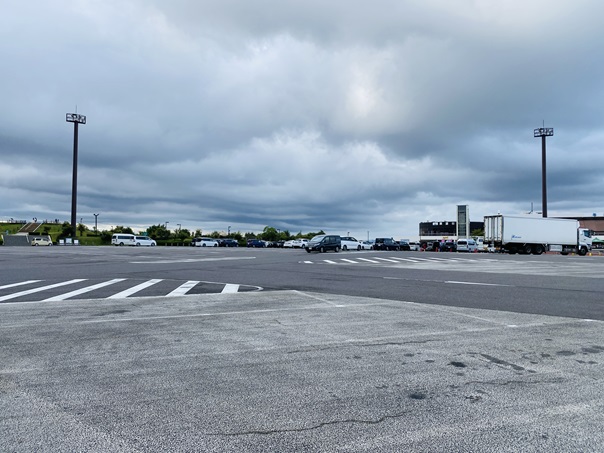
[484,215,592,256]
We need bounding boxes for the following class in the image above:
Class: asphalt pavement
[1,290,603,452]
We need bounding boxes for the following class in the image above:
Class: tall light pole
[228,226,231,236]
[66,113,86,239]
[93,213,99,232]
[534,126,554,218]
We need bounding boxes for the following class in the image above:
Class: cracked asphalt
[1,290,603,452]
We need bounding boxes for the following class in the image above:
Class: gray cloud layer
[2,1,603,238]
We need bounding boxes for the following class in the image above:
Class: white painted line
[357,258,380,263]
[0,280,42,290]
[340,259,358,263]
[323,260,338,264]
[303,261,313,264]
[221,284,240,293]
[0,279,86,302]
[445,280,512,287]
[44,279,127,301]
[373,257,400,263]
[108,279,163,299]
[130,257,257,264]
[167,280,200,296]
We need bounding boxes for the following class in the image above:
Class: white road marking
[373,257,400,263]
[0,280,42,289]
[445,280,512,287]
[0,279,86,302]
[340,259,358,263]
[357,258,381,263]
[44,279,127,301]
[130,256,257,264]
[167,280,200,296]
[108,279,163,299]
[221,284,240,293]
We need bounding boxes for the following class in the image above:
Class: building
[419,220,484,244]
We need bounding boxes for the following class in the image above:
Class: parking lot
[1,247,604,451]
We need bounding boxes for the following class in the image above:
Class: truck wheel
[523,244,532,255]
[578,247,587,256]
[533,245,544,255]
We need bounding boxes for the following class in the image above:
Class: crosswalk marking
[0,279,86,302]
[373,257,400,263]
[107,279,163,299]
[357,258,380,263]
[221,284,240,293]
[0,280,42,290]
[43,279,127,301]
[167,280,200,296]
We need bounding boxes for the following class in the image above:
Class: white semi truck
[484,215,592,256]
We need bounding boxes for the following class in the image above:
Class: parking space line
[0,280,42,290]
[0,279,86,302]
[323,260,338,264]
[167,280,200,296]
[44,279,127,301]
[108,279,163,299]
[357,258,381,263]
[341,259,358,263]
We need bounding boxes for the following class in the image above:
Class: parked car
[31,236,52,246]
[135,236,156,246]
[398,241,411,251]
[408,242,420,251]
[247,239,265,248]
[219,239,239,247]
[441,241,457,252]
[305,235,341,253]
[359,241,373,250]
[340,236,361,251]
[291,239,309,248]
[193,237,219,247]
[373,238,400,251]
[456,238,478,252]
[283,240,295,248]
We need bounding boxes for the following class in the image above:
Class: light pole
[165,221,169,230]
[66,113,86,239]
[228,226,231,236]
[93,213,99,232]
[177,224,181,232]
[534,126,554,218]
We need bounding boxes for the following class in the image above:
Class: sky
[2,0,604,240]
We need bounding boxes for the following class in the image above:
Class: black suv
[305,235,341,253]
[373,238,400,251]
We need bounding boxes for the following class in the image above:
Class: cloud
[2,0,604,238]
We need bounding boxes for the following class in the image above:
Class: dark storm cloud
[2,1,604,237]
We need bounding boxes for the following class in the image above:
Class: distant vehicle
[398,240,411,251]
[193,237,219,247]
[135,236,156,246]
[340,236,361,251]
[291,239,309,248]
[247,239,265,248]
[441,241,457,252]
[456,238,477,252]
[373,238,400,251]
[282,240,295,248]
[219,239,239,247]
[112,233,136,246]
[484,215,592,256]
[31,236,52,246]
[305,235,341,253]
[359,241,373,250]
[408,242,420,251]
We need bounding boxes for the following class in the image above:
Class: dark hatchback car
[398,241,411,251]
[219,239,239,247]
[247,239,265,248]
[373,238,400,251]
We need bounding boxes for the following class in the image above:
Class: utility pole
[534,125,553,218]
[66,113,86,239]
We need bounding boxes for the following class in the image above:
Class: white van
[112,233,136,246]
[457,238,478,253]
